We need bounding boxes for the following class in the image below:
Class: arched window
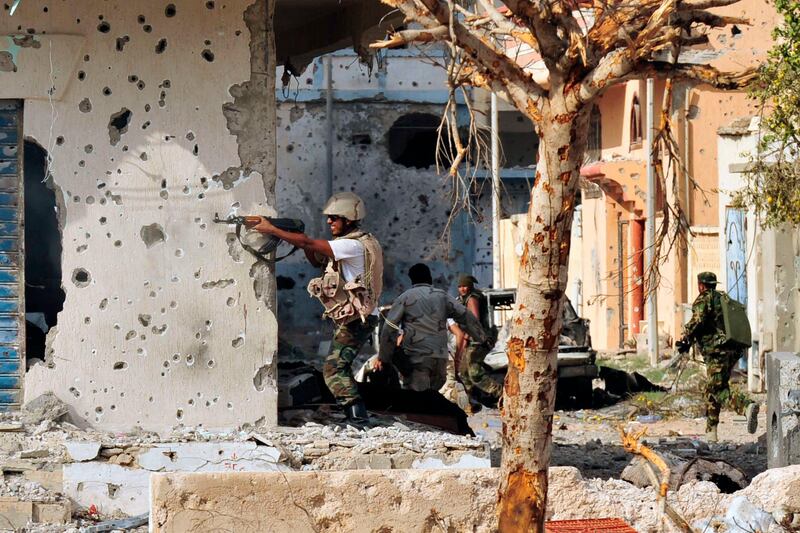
[630,95,642,146]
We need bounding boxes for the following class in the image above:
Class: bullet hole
[232,336,244,348]
[226,297,236,307]
[68,387,81,398]
[78,161,85,168]
[72,268,91,287]
[207,360,215,368]
[125,330,136,340]
[113,361,127,370]
[176,409,183,421]
[165,4,176,17]
[155,38,167,54]
[99,217,107,225]
[137,348,146,357]
[204,40,211,46]
[108,108,132,146]
[158,91,167,107]
[76,244,87,253]
[351,134,372,146]
[56,136,64,146]
[137,80,145,90]
[286,144,294,153]
[193,144,199,156]
[388,113,441,168]
[115,35,130,51]
[170,301,177,309]
[78,70,86,81]
[97,21,111,33]
[186,354,194,366]
[99,298,108,309]
[143,24,152,33]
[731,25,741,35]
[102,86,112,96]
[128,75,138,83]
[175,248,184,258]
[84,54,90,61]
[186,131,195,141]
[140,152,148,161]
[137,15,145,24]
[276,275,295,290]
[160,79,171,88]
[86,196,95,205]
[138,314,151,327]
[114,240,122,247]
[78,98,92,113]
[95,406,103,415]
[206,1,215,8]
[140,223,166,248]
[152,324,168,335]
[84,144,93,154]
[201,49,214,62]
[141,121,151,130]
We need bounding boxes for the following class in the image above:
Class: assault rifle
[213,213,305,263]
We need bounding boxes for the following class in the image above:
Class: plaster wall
[1,0,279,431]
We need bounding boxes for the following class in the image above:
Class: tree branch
[370,26,449,49]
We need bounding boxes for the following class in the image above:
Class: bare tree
[372,0,755,530]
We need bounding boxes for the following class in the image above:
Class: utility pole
[491,92,501,290]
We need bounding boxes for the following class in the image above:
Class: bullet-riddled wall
[1,0,279,432]
[274,51,480,357]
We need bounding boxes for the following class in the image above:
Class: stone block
[151,469,499,532]
[32,501,71,524]
[64,441,101,462]
[0,498,33,529]
[63,463,150,516]
[766,352,800,468]
[23,468,63,492]
[137,442,287,473]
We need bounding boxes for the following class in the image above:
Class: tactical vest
[459,288,495,345]
[307,230,383,325]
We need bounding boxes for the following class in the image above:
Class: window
[630,95,642,147]
[388,113,441,168]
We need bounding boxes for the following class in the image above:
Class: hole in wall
[108,108,132,146]
[72,268,91,287]
[24,141,65,365]
[387,113,442,169]
[155,38,167,54]
[165,4,176,17]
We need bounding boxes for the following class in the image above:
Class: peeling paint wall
[274,51,476,357]
[1,0,279,431]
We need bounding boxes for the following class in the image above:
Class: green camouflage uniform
[459,289,503,400]
[323,316,379,406]
[681,289,752,431]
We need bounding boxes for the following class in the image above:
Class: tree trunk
[497,98,588,532]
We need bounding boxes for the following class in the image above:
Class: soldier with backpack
[676,272,758,443]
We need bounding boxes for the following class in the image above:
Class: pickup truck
[481,288,598,407]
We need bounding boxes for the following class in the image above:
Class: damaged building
[0,0,398,431]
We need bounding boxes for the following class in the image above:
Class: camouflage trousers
[323,315,379,407]
[461,342,503,399]
[704,350,753,431]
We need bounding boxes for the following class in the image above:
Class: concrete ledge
[151,469,499,533]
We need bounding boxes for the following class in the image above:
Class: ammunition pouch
[307,269,372,325]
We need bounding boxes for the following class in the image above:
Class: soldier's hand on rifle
[675,338,691,354]
[372,359,384,372]
[252,216,276,234]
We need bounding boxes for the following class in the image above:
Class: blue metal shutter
[0,101,22,411]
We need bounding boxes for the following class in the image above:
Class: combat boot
[705,426,718,443]
[746,402,760,434]
[345,401,370,424]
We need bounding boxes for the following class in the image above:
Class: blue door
[725,207,747,304]
[0,102,22,411]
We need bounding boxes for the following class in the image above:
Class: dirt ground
[469,384,768,483]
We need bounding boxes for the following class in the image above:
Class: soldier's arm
[448,297,486,344]
[252,217,334,259]
[681,293,709,342]
[378,300,405,364]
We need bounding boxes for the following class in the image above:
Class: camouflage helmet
[697,271,718,286]
[322,192,365,222]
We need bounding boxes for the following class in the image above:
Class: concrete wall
[274,51,478,358]
[2,0,279,431]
